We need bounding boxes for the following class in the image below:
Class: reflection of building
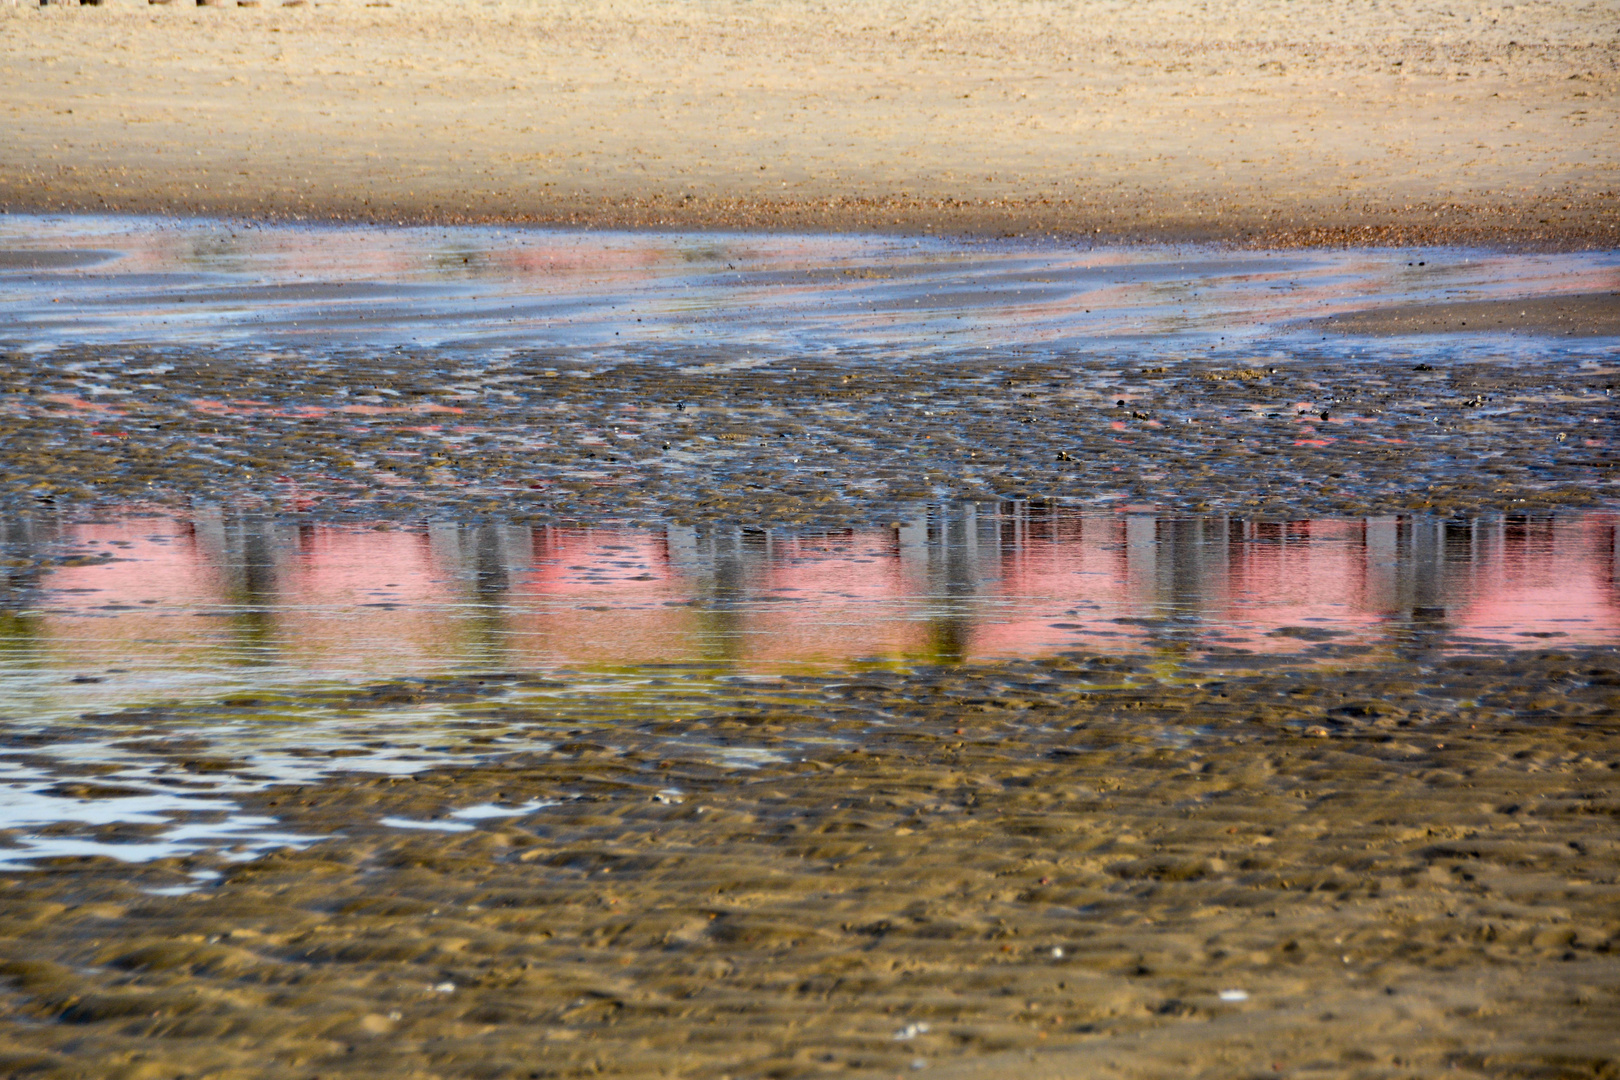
[0,517,64,607]
[7,507,1617,678]
[0,517,66,667]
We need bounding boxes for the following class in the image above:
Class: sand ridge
[1316,289,1620,335]
[2,0,1617,244]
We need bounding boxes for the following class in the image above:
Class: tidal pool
[1,217,1615,868]
[0,221,1616,1079]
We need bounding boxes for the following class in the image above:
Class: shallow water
[3,215,1617,358]
[4,506,1617,696]
[1,504,1614,868]
[1,216,1616,870]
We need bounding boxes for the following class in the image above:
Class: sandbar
[1316,289,1620,335]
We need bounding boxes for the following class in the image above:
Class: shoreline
[5,193,1618,254]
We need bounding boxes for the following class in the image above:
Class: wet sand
[1,652,1618,1078]
[2,0,1617,247]
[4,341,1615,526]
[0,348,1616,1072]
[1318,291,1620,337]
[7,220,1618,357]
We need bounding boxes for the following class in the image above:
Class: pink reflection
[966,515,1146,657]
[741,533,933,664]
[269,527,470,668]
[1453,515,1620,642]
[10,511,1618,676]
[36,518,233,669]
[1211,519,1390,649]
[501,529,695,665]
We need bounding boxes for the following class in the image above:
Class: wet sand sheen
[1,648,1617,1079]
[1318,291,1620,338]
[7,340,1617,527]
[3,220,1615,532]
[5,219,1618,354]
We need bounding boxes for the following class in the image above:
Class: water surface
[4,215,1617,358]
[2,504,1615,870]
[3,216,1617,871]
[6,506,1616,697]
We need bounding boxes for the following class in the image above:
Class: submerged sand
[2,0,1617,246]
[1,653,1617,1079]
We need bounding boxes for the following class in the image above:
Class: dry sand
[2,0,1618,246]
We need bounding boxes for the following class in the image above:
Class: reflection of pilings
[420,523,540,665]
[1384,515,1544,645]
[662,525,757,603]
[1125,513,1156,610]
[239,524,279,604]
[188,511,288,603]
[1095,515,1239,628]
[1339,516,1447,624]
[1503,513,1558,578]
[664,524,701,576]
[996,497,1066,561]
[915,502,997,663]
[1155,517,1228,620]
[3,505,1610,678]
[659,524,759,665]
[896,512,928,587]
[1362,517,1400,612]
[0,516,58,663]
[936,502,991,597]
[1404,518,1450,645]
[428,523,538,596]
[1605,518,1620,597]
[186,512,285,665]
[475,525,536,664]
[0,516,61,605]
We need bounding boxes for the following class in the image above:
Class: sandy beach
[2,0,1617,246]
[1,3,1618,1078]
